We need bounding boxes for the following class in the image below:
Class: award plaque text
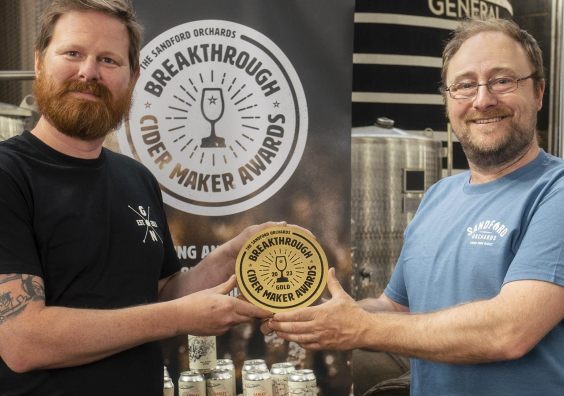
[236,225,328,312]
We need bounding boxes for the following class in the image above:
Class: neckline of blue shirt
[462,149,546,195]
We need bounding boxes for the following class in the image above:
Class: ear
[34,51,43,77]
[535,78,545,111]
[132,66,141,84]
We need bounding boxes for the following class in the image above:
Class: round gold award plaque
[236,225,328,313]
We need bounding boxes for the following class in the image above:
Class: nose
[472,84,497,111]
[78,57,100,82]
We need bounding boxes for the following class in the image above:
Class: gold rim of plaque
[236,225,328,313]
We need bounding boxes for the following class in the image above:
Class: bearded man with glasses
[268,18,564,396]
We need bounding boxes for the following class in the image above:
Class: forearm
[3,301,178,372]
[159,244,235,300]
[359,298,529,364]
[159,221,284,300]
[159,259,231,301]
[358,295,407,313]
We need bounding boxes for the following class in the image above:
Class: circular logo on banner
[236,226,328,313]
[117,20,308,216]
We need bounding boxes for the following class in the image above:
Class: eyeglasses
[444,74,536,100]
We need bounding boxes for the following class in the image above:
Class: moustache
[464,108,512,123]
[57,80,113,102]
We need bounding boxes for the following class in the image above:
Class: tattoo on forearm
[0,274,45,325]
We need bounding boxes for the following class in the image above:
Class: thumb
[210,274,237,295]
[326,267,345,298]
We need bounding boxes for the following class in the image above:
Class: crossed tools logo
[128,205,163,244]
[118,20,308,216]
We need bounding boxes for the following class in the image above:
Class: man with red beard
[268,19,564,395]
[0,1,272,395]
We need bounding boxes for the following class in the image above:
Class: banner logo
[118,20,308,215]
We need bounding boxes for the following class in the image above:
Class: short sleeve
[504,186,564,286]
[146,172,181,280]
[159,217,182,279]
[384,249,409,307]
[0,168,42,276]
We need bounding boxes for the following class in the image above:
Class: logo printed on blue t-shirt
[466,219,508,246]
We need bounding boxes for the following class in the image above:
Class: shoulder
[538,151,564,179]
[0,132,37,181]
[528,151,564,194]
[420,171,468,203]
[0,132,31,161]
[104,148,155,176]
[103,148,161,189]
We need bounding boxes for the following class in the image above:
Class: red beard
[33,73,133,141]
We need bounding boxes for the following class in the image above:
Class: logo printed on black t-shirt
[128,205,163,243]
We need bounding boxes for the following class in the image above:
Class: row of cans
[242,359,317,396]
[164,358,317,396]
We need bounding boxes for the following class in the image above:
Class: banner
[110,0,354,393]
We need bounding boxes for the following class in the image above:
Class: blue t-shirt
[385,150,564,395]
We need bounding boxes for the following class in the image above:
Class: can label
[271,362,295,396]
[245,381,273,396]
[272,374,290,396]
[215,361,236,396]
[179,383,206,396]
[207,382,232,396]
[188,335,217,371]
[288,380,317,396]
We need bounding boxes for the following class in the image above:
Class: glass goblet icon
[275,256,289,283]
[200,88,226,148]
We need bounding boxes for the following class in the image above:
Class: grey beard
[457,121,537,170]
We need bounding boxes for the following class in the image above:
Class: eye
[451,81,476,92]
[65,50,80,58]
[100,57,118,65]
[491,77,514,86]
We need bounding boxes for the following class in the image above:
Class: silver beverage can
[242,359,268,390]
[163,376,174,396]
[187,335,217,373]
[244,369,273,396]
[216,358,236,396]
[270,362,296,396]
[288,369,317,396]
[178,370,206,396]
[207,368,234,396]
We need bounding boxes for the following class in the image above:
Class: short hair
[35,0,142,74]
[441,18,544,91]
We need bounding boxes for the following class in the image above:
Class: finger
[274,330,318,345]
[259,318,273,335]
[272,306,316,322]
[300,342,323,351]
[326,267,346,298]
[210,275,237,295]
[268,318,316,334]
[234,299,273,319]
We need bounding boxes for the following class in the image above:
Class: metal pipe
[549,0,564,157]
[0,71,35,81]
[447,123,453,176]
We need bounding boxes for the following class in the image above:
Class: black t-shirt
[0,131,181,395]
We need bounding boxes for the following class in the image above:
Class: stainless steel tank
[351,117,442,300]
